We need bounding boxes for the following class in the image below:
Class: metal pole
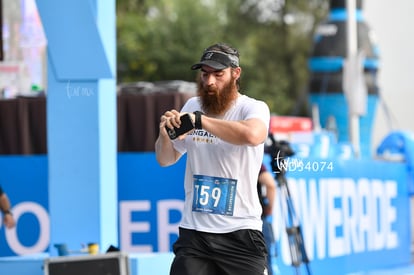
[346,0,361,157]
[0,0,3,61]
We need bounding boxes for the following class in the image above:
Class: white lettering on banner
[275,178,398,265]
[157,200,183,252]
[5,202,49,255]
[294,178,327,260]
[120,201,152,252]
[327,178,343,257]
[120,200,184,252]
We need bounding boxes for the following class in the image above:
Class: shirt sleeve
[243,98,270,132]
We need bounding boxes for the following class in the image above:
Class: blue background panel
[0,153,411,275]
[35,0,112,80]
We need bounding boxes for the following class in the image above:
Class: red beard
[197,75,238,116]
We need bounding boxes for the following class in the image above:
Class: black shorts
[170,227,268,275]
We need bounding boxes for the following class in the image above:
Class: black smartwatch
[193,111,204,129]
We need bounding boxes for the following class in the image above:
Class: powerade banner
[266,157,410,274]
[0,153,410,274]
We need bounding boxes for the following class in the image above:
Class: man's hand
[3,212,15,229]
[159,109,181,137]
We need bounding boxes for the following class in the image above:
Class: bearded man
[155,43,271,275]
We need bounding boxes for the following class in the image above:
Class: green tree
[116,0,329,115]
[117,0,230,82]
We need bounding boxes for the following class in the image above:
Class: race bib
[192,174,237,216]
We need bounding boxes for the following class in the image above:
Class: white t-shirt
[172,95,270,233]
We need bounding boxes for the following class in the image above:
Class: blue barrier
[0,153,411,274]
[0,252,174,275]
[0,254,46,275]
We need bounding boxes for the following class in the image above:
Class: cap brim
[191,60,228,71]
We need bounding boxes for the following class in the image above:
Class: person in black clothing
[257,164,277,275]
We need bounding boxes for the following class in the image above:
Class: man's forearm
[155,135,180,166]
[202,116,268,146]
[0,194,11,213]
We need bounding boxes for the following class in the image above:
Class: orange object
[269,116,312,134]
